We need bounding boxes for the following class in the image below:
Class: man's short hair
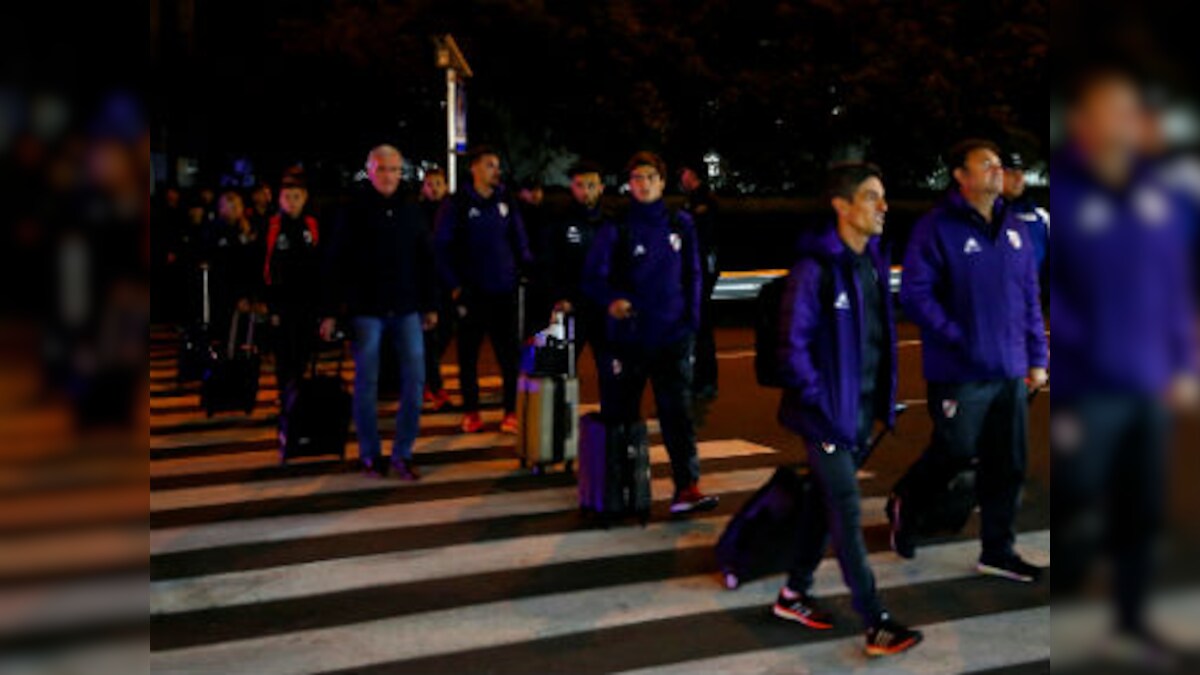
[826,162,883,202]
[568,160,603,178]
[946,138,1001,172]
[624,151,667,179]
[280,168,307,191]
[367,144,402,167]
[467,145,500,166]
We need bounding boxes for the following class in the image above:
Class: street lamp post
[435,35,472,193]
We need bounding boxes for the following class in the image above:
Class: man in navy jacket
[582,151,717,515]
[320,145,437,481]
[774,163,921,657]
[434,146,531,435]
[1051,68,1197,658]
[890,139,1049,583]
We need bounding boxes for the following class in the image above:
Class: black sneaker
[391,458,421,482]
[886,493,916,559]
[865,613,923,657]
[977,553,1043,583]
[772,590,834,630]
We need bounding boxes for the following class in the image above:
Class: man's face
[570,172,604,208]
[1069,76,1146,161]
[422,174,447,201]
[218,194,244,223]
[279,187,307,219]
[834,176,887,237]
[471,155,502,190]
[628,165,665,204]
[954,148,1004,197]
[251,186,272,212]
[679,168,702,193]
[368,152,403,197]
[1002,169,1027,200]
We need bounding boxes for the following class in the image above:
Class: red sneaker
[500,413,519,435]
[670,484,720,515]
[460,412,485,434]
[429,389,451,411]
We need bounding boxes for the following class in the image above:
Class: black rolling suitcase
[178,264,214,382]
[517,312,579,472]
[577,413,652,525]
[278,344,352,464]
[201,309,262,417]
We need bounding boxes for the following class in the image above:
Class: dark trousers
[457,292,519,414]
[598,335,700,492]
[270,297,315,392]
[693,275,719,393]
[1052,394,1167,633]
[894,378,1029,559]
[423,294,455,393]
[787,403,883,626]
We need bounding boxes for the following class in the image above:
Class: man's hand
[422,312,438,331]
[1027,367,1049,391]
[319,317,338,342]
[608,299,634,320]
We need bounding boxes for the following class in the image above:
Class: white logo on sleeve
[633,244,646,257]
[833,291,851,310]
[963,237,982,254]
[1006,229,1022,249]
[498,202,510,218]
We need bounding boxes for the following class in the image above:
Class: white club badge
[498,202,509,218]
[669,232,683,252]
[1133,187,1169,228]
[942,399,959,419]
[1006,229,1022,250]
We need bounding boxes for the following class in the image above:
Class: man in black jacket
[320,145,437,480]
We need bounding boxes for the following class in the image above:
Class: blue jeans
[351,314,425,464]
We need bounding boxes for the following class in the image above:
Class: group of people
[319,145,723,511]
[157,134,1065,658]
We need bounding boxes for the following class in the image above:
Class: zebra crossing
[143,326,1052,674]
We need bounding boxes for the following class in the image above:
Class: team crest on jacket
[498,202,509,218]
[942,399,958,419]
[668,232,682,252]
[1006,229,1022,250]
[833,291,851,311]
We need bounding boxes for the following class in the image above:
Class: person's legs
[649,337,701,492]
[976,379,1027,560]
[350,316,384,465]
[485,292,520,414]
[389,313,426,463]
[456,302,486,413]
[808,441,884,626]
[423,322,444,394]
[1111,398,1168,634]
[785,471,830,594]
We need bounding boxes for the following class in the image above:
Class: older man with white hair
[321,144,438,480]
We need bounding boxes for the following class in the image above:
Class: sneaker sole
[772,604,834,630]
[976,562,1037,583]
[669,498,719,515]
[865,633,923,657]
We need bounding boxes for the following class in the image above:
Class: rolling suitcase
[201,309,262,417]
[178,263,213,382]
[578,413,652,526]
[278,344,352,464]
[517,313,579,472]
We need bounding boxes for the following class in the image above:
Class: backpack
[754,259,832,388]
